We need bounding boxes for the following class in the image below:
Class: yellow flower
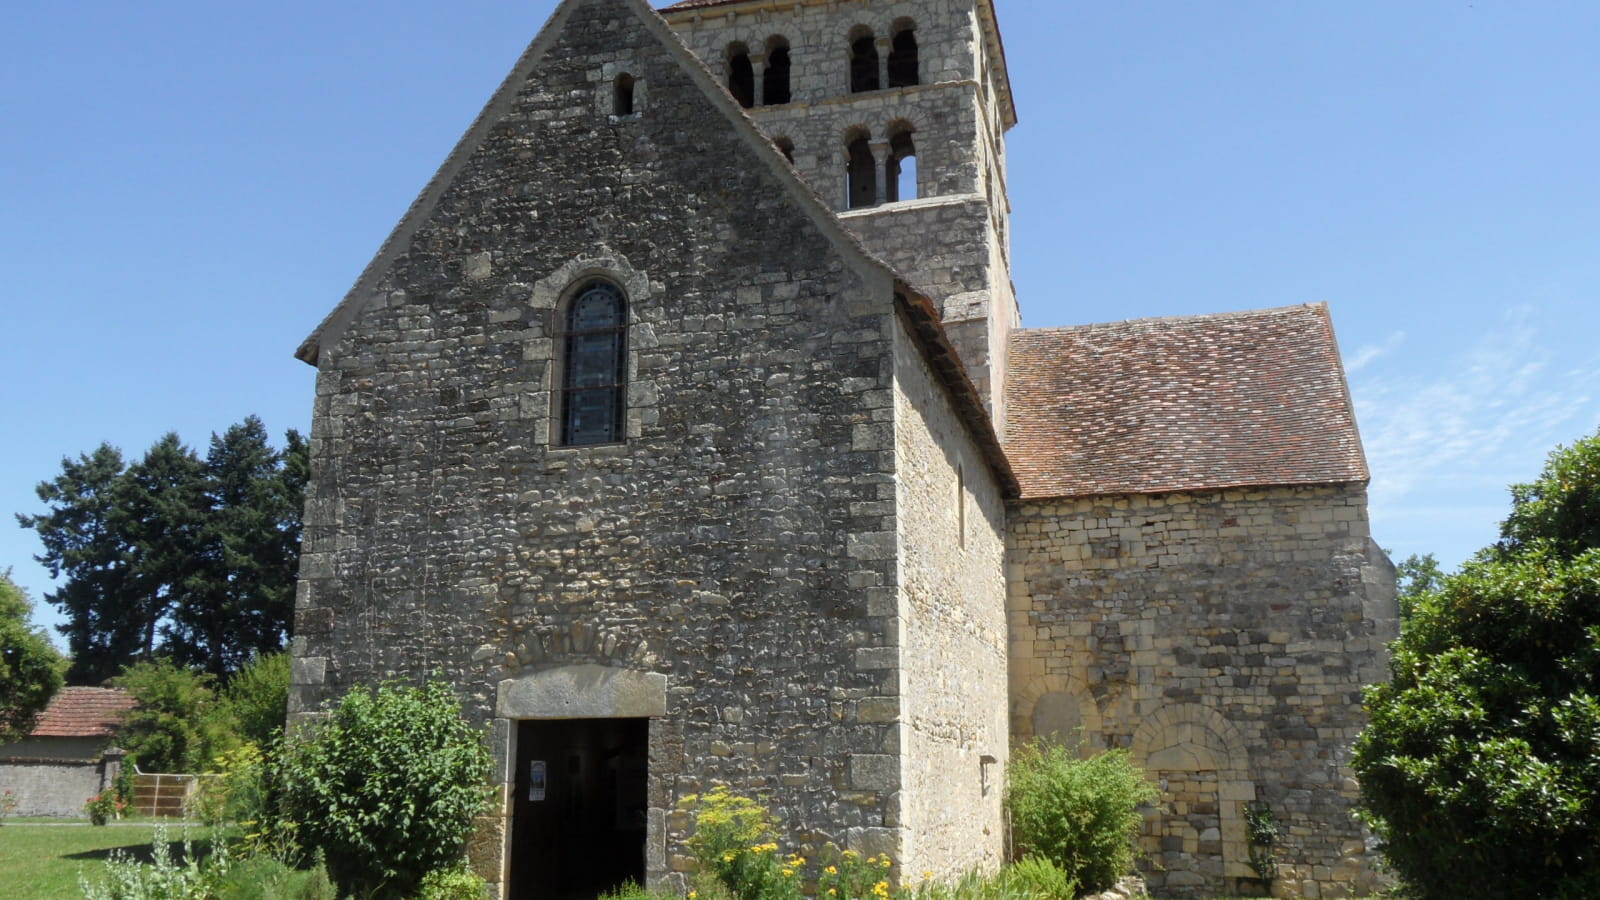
[828,891,838,897]
[689,893,698,899]
[782,869,795,877]
[843,850,861,860]
[724,852,737,862]
[825,866,839,876]
[873,880,890,898]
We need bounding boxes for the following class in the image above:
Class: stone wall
[666,0,1017,426]
[291,0,1007,895]
[0,755,115,818]
[891,312,1009,877]
[1007,485,1398,899]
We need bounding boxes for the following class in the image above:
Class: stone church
[287,0,1397,897]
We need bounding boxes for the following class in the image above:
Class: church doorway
[509,718,649,900]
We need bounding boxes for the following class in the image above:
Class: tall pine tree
[18,419,306,682]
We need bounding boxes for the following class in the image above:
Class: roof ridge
[1015,302,1327,338]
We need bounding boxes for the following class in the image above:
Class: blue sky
[4,1,1599,646]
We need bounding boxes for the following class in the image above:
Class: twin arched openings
[851,21,919,94]
[846,123,917,209]
[726,22,918,107]
[559,280,628,446]
[726,37,791,109]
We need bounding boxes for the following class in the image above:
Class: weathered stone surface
[1008,486,1397,897]
[288,1,1392,897]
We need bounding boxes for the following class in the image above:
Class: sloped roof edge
[301,0,905,366]
[1006,302,1370,500]
[895,282,1019,499]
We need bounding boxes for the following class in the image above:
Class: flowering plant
[0,789,17,824]
[85,792,126,826]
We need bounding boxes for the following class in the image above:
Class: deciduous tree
[0,570,68,743]
[1355,430,1600,899]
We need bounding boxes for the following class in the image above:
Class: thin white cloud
[1350,306,1600,563]
[1344,330,1407,373]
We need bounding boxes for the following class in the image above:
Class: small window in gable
[774,136,795,164]
[559,280,628,446]
[727,43,755,108]
[764,37,792,105]
[888,23,919,87]
[849,29,880,93]
[613,73,636,116]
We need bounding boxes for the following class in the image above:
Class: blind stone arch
[1131,704,1254,886]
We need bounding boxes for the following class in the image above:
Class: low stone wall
[0,756,114,818]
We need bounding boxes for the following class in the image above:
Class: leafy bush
[0,570,67,744]
[995,857,1076,900]
[220,652,290,747]
[111,659,237,773]
[1006,740,1156,894]
[415,863,488,900]
[269,681,491,899]
[1354,430,1600,900]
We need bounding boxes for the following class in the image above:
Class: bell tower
[662,0,1020,432]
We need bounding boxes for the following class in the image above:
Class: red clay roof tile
[1006,303,1368,499]
[27,687,136,739]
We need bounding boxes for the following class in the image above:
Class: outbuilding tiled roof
[1006,303,1368,500]
[27,687,136,739]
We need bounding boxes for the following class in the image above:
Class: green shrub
[220,652,290,747]
[995,857,1076,900]
[269,681,492,899]
[414,863,488,900]
[1354,430,1600,899]
[111,659,237,773]
[1005,740,1156,894]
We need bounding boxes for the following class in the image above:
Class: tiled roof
[1005,303,1368,500]
[27,687,136,739]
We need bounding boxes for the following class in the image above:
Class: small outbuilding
[0,687,134,818]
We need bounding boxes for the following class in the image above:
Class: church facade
[287,1,1396,897]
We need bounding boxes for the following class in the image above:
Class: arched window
[886,126,916,202]
[888,24,918,87]
[560,280,628,446]
[763,38,791,105]
[846,131,876,209]
[613,73,635,116]
[774,136,795,164]
[727,43,755,108]
[849,30,879,93]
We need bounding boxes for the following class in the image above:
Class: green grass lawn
[0,821,216,899]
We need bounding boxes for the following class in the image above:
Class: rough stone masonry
[289,1,1397,898]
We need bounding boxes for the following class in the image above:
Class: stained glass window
[560,281,627,445]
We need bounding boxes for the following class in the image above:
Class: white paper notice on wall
[529,760,547,802]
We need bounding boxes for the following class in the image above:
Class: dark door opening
[510,718,649,900]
